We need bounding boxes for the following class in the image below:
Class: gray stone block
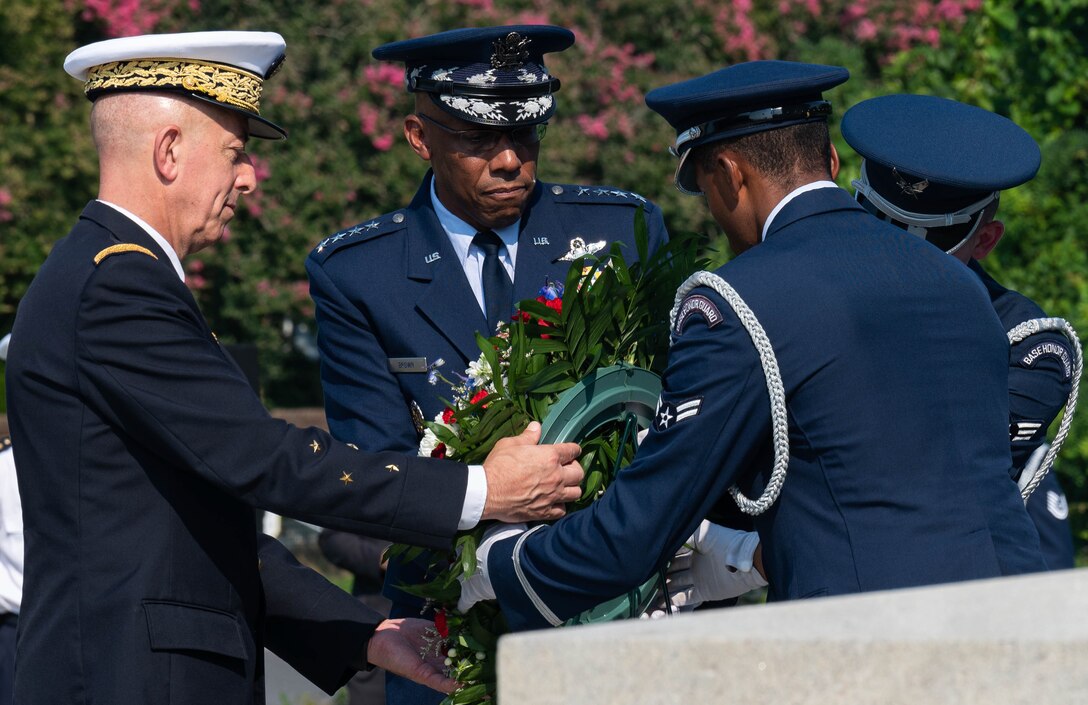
[498,569,1087,704]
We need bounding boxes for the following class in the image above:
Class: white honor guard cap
[64,30,288,140]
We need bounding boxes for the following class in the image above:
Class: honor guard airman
[842,93,1080,569]
[460,61,1046,631]
[304,26,668,702]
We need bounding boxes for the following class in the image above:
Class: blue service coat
[970,260,1076,569]
[305,174,668,603]
[488,187,1046,631]
[5,201,470,704]
[306,173,669,455]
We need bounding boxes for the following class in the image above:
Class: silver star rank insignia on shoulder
[558,237,606,262]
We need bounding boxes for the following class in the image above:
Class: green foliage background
[1,0,1086,548]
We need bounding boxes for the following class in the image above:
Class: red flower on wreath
[434,609,449,639]
[441,407,455,424]
[470,389,489,406]
[430,443,447,459]
[517,280,564,337]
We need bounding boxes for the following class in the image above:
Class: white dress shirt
[761,180,840,241]
[0,447,23,614]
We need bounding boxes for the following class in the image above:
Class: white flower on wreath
[418,410,460,457]
[466,355,492,388]
[418,427,443,458]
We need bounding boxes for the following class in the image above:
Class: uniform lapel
[406,176,490,362]
[513,183,575,301]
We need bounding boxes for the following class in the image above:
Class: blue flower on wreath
[539,280,563,301]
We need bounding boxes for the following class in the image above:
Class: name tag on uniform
[388,357,429,373]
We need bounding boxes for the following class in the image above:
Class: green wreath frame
[538,363,667,625]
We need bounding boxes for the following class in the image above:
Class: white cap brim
[64,30,286,80]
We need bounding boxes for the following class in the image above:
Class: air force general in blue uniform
[843,94,1078,569]
[470,62,1045,631]
[307,26,668,455]
[306,26,668,703]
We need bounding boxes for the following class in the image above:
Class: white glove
[456,523,527,612]
[668,520,766,610]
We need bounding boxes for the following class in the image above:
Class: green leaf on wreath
[457,533,477,577]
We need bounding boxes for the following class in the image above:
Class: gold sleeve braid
[93,244,159,265]
[84,58,264,115]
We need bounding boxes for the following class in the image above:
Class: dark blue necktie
[473,230,513,333]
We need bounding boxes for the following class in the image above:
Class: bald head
[90,91,254,257]
[91,92,234,162]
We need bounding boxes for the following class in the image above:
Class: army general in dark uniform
[5,30,582,704]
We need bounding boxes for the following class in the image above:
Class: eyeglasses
[416,113,546,155]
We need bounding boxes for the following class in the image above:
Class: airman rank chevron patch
[1009,420,1043,443]
[654,397,702,431]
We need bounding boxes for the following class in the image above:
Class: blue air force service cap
[372,25,574,128]
[646,61,849,194]
[842,94,1040,251]
[64,31,288,140]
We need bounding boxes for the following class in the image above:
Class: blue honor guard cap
[372,25,574,128]
[64,30,288,140]
[646,60,849,194]
[842,94,1041,254]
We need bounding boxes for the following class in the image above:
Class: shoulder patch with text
[674,294,722,335]
[1019,340,1073,380]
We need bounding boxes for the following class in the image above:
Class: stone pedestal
[498,569,1087,704]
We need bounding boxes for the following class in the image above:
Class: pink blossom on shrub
[371,133,395,152]
[856,18,878,40]
[935,0,967,21]
[0,196,11,222]
[358,103,381,137]
[576,113,609,141]
[79,0,191,37]
[186,274,206,291]
[291,280,310,303]
[256,280,279,298]
[363,64,403,93]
